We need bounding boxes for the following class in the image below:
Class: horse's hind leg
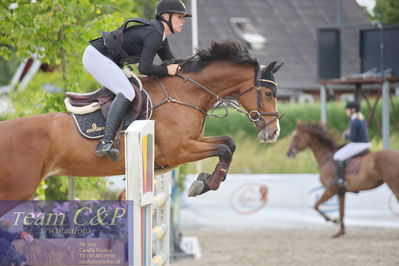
[385,180,399,202]
[376,151,399,201]
[382,168,399,202]
[0,171,40,217]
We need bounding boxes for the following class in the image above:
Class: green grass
[370,132,399,151]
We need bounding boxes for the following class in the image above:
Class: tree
[137,0,157,18]
[373,0,399,23]
[0,0,138,93]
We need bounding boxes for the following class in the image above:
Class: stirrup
[95,140,114,157]
[105,148,121,162]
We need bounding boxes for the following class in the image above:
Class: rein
[151,75,214,117]
[150,67,282,130]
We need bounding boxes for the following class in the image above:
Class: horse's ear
[265,61,277,73]
[296,120,302,126]
[272,62,283,73]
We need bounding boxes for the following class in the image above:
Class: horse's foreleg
[201,136,236,182]
[176,138,234,197]
[314,189,338,223]
[192,136,236,196]
[201,136,236,153]
[332,193,346,238]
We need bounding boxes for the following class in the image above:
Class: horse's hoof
[197,172,211,182]
[330,218,339,224]
[331,230,345,238]
[188,181,204,197]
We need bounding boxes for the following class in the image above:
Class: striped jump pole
[125,120,171,266]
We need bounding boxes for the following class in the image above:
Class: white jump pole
[125,120,171,266]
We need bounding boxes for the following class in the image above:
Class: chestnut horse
[287,122,399,237]
[0,40,282,209]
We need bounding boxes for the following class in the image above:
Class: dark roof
[167,0,371,94]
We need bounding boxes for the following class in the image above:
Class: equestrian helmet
[155,0,192,18]
[345,101,360,112]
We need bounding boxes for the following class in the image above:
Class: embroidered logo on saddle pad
[86,123,105,133]
[72,110,106,139]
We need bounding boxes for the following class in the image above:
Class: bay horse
[0,40,282,213]
[287,122,399,237]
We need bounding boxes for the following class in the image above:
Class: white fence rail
[180,174,399,230]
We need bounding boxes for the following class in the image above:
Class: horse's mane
[173,39,259,73]
[299,123,339,151]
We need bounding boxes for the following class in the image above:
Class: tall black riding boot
[334,160,346,192]
[96,93,131,162]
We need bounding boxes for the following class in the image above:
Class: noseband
[151,65,282,130]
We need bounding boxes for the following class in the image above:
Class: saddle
[65,80,152,139]
[344,149,370,175]
[66,82,143,119]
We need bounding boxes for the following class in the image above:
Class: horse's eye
[264,91,273,99]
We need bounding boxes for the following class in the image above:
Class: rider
[333,101,371,187]
[82,0,191,161]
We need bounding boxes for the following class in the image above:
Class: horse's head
[286,122,312,158]
[171,40,282,143]
[287,122,335,158]
[238,61,283,143]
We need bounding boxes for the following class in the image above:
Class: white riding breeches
[333,142,371,161]
[82,45,135,101]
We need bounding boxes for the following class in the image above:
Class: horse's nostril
[269,128,279,139]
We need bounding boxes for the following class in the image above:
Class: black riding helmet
[345,101,360,112]
[155,0,191,33]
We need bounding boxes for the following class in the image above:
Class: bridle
[150,64,282,130]
[236,64,282,129]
